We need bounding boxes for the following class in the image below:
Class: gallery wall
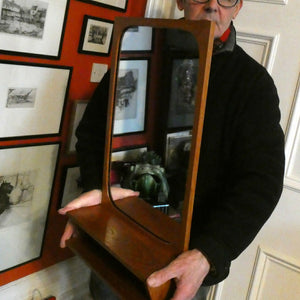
[0,0,147,286]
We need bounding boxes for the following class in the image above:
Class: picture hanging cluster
[0,0,134,276]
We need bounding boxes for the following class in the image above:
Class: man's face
[176,0,243,38]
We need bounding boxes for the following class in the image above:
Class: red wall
[0,0,147,286]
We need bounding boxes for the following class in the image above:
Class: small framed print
[76,0,128,12]
[67,100,88,153]
[110,146,147,185]
[165,130,192,171]
[59,166,83,208]
[0,143,59,272]
[113,59,148,135]
[0,0,69,59]
[121,26,153,52]
[168,58,198,129]
[111,146,148,162]
[78,15,114,56]
[0,60,71,139]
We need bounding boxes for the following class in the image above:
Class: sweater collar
[213,23,236,55]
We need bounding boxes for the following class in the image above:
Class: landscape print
[0,0,48,39]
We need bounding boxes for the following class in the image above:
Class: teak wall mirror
[66,17,215,299]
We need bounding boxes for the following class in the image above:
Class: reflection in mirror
[110,26,199,227]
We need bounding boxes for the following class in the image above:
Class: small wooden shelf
[67,233,148,299]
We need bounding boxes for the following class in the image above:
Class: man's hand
[58,187,139,248]
[147,249,210,300]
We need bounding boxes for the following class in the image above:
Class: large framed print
[67,100,88,153]
[0,0,69,59]
[121,26,153,52]
[0,143,59,272]
[0,61,71,139]
[168,58,198,129]
[78,15,114,56]
[111,146,148,185]
[165,130,192,172]
[113,59,148,135]
[59,166,83,208]
[111,146,148,162]
[76,0,128,12]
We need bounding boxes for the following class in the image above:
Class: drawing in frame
[78,15,114,56]
[113,59,148,135]
[67,100,88,153]
[165,130,192,172]
[168,58,198,129]
[76,0,128,12]
[0,60,71,139]
[111,146,148,162]
[0,0,69,59]
[111,146,148,185]
[0,143,59,272]
[121,26,153,52]
[59,165,83,208]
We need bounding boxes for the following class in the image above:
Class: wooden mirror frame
[66,17,215,299]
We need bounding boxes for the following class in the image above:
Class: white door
[145,1,300,299]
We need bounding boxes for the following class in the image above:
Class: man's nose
[203,0,219,12]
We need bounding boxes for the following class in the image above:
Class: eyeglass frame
[187,0,240,8]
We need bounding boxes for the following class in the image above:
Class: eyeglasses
[187,0,239,8]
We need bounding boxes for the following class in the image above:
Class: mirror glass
[109,26,199,226]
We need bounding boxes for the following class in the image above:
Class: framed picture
[0,143,59,272]
[113,59,148,135]
[111,146,148,162]
[59,166,83,208]
[0,60,71,139]
[121,26,153,52]
[0,0,69,59]
[165,130,192,171]
[111,146,147,185]
[168,58,198,128]
[76,0,128,11]
[78,15,114,56]
[67,100,88,153]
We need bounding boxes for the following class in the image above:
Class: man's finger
[60,221,75,248]
[58,189,102,215]
[147,266,178,288]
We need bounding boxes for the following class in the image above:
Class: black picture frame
[113,59,149,135]
[76,0,128,12]
[78,15,114,56]
[67,99,89,154]
[59,165,83,209]
[0,0,70,60]
[0,60,72,140]
[0,142,60,272]
[167,57,199,129]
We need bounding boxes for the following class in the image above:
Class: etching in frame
[76,0,128,12]
[67,100,88,153]
[165,130,192,172]
[121,26,153,52]
[0,0,69,59]
[113,59,148,135]
[168,58,198,129]
[59,165,83,208]
[0,143,59,272]
[111,146,148,185]
[78,15,114,56]
[0,60,71,139]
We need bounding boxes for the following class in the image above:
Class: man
[59,0,285,299]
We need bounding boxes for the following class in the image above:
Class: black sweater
[75,30,285,285]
